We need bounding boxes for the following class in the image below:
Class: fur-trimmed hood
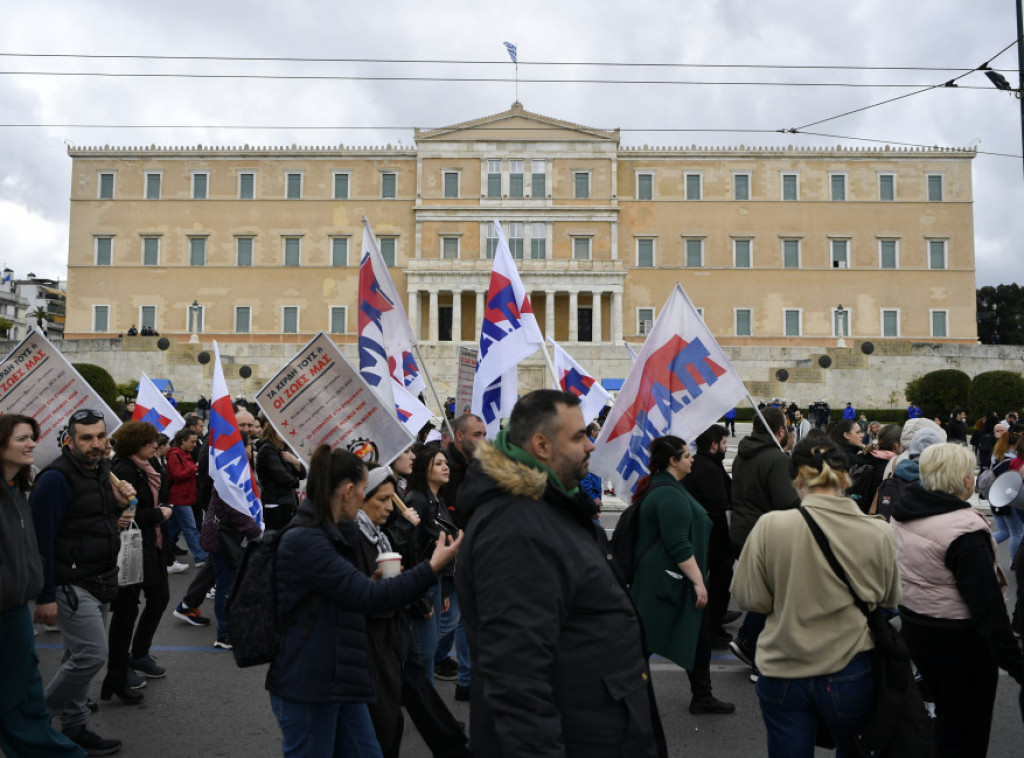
[472,440,547,500]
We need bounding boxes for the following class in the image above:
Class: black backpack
[875,476,910,522]
[226,524,317,668]
[610,480,675,586]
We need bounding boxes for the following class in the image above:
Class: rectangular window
[783,239,800,268]
[782,173,798,201]
[882,309,899,337]
[638,308,655,335]
[733,173,750,201]
[441,237,459,259]
[142,237,159,266]
[509,161,524,198]
[572,238,592,260]
[879,174,895,202]
[833,308,850,337]
[239,172,255,200]
[282,306,299,334]
[192,172,208,200]
[637,238,654,267]
[93,305,109,333]
[98,172,114,199]
[379,238,396,267]
[530,222,546,259]
[735,308,752,336]
[235,306,251,334]
[443,171,459,199]
[831,239,849,268]
[637,173,653,200]
[381,172,397,199]
[487,160,501,198]
[188,305,204,334]
[931,310,948,338]
[506,223,524,259]
[927,174,944,202]
[333,172,349,200]
[145,172,161,200]
[531,160,545,197]
[573,172,590,199]
[140,306,156,331]
[784,309,802,337]
[237,237,253,266]
[685,173,702,200]
[189,238,206,266]
[879,239,898,269]
[734,239,752,268]
[830,174,846,201]
[95,237,113,266]
[486,223,498,259]
[284,238,301,267]
[928,240,947,269]
[685,239,703,267]
[330,306,347,334]
[285,172,302,200]
[331,238,348,267]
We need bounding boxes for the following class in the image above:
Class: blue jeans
[411,581,442,687]
[434,584,472,687]
[993,509,1023,561]
[756,652,874,758]
[167,505,208,563]
[211,553,236,640]
[269,693,382,758]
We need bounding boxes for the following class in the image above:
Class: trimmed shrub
[73,363,119,408]
[967,370,1024,421]
[905,369,971,422]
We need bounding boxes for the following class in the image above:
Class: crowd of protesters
[3,388,1024,758]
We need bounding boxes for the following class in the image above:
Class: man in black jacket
[682,424,736,648]
[456,390,665,758]
[440,413,485,529]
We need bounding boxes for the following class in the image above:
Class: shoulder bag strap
[798,507,871,619]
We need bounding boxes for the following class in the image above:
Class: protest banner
[256,332,414,466]
[0,328,120,468]
[455,346,477,417]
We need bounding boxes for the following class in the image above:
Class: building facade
[65,103,978,346]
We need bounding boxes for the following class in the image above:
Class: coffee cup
[376,551,402,579]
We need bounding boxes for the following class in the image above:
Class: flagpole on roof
[504,41,518,102]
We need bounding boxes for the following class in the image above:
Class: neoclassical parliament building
[65,103,978,348]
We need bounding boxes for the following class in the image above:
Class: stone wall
[13,337,1024,411]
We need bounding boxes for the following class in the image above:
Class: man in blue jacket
[842,402,857,421]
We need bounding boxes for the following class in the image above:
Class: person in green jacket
[629,435,734,715]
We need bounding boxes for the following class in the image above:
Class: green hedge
[73,363,119,408]
[904,369,971,422]
[967,371,1024,421]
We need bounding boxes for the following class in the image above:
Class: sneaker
[728,639,755,669]
[689,695,736,715]
[129,654,166,678]
[126,670,147,690]
[86,698,99,713]
[213,636,232,650]
[454,684,471,701]
[194,560,208,568]
[434,658,459,681]
[206,587,216,600]
[173,602,211,627]
[64,726,122,756]
[42,623,60,632]
[167,562,189,574]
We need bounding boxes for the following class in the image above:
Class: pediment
[415,103,619,144]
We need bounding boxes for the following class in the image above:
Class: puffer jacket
[166,446,198,506]
[455,438,663,758]
[265,500,438,704]
[729,433,801,548]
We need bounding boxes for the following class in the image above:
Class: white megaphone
[988,471,1024,511]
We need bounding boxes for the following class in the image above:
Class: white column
[409,290,420,341]
[428,288,439,342]
[546,291,555,339]
[592,291,602,342]
[568,290,579,342]
[475,290,484,335]
[612,291,623,343]
[452,290,462,342]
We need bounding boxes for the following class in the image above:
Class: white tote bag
[117,521,144,586]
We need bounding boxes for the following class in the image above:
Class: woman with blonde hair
[732,436,900,756]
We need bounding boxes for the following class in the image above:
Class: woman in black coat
[255,424,306,531]
[105,421,172,702]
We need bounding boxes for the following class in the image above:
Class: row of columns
[408,288,623,343]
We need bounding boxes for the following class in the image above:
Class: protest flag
[133,372,185,438]
[549,338,611,425]
[590,283,747,496]
[472,220,544,437]
[209,342,263,531]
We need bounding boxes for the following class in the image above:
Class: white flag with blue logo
[549,339,611,426]
[503,41,517,63]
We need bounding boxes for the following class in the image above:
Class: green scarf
[493,430,579,497]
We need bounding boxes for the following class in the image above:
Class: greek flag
[503,42,517,63]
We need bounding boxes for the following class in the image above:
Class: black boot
[100,675,145,705]
[689,694,735,715]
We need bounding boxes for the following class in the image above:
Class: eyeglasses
[70,409,104,424]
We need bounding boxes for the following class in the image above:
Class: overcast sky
[2,0,1021,287]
